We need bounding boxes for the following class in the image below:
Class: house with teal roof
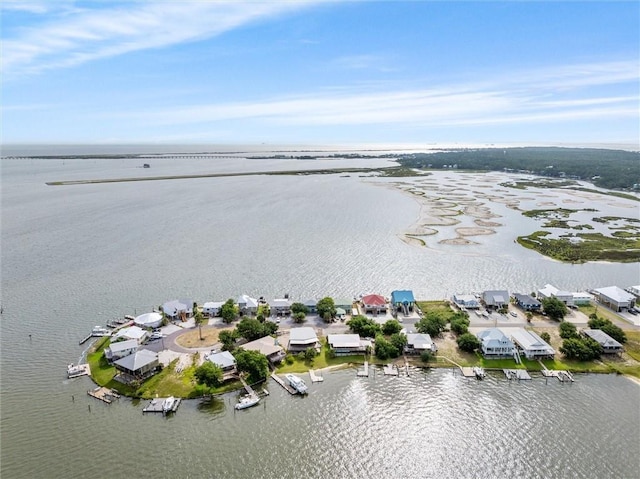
[391,290,415,314]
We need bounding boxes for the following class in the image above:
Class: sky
[1,0,639,147]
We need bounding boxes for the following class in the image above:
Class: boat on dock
[235,395,260,410]
[67,363,90,379]
[162,396,176,413]
[473,366,486,379]
[142,396,181,414]
[91,326,111,336]
[285,374,308,395]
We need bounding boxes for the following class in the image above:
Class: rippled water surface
[2,155,639,478]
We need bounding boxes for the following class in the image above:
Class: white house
[288,327,320,352]
[327,334,371,356]
[104,339,139,362]
[162,299,193,320]
[202,301,224,318]
[237,295,259,315]
[627,285,640,299]
[510,328,555,359]
[452,294,480,309]
[113,349,159,381]
[592,286,636,312]
[405,333,437,354]
[111,325,149,344]
[133,312,163,329]
[361,294,388,314]
[271,298,292,316]
[538,284,574,307]
[477,328,515,358]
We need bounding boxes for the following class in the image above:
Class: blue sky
[2,0,639,146]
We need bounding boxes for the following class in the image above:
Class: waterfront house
[162,299,193,321]
[303,299,318,314]
[627,285,640,299]
[513,293,542,312]
[133,312,163,329]
[270,298,292,316]
[538,284,574,307]
[237,295,259,316]
[104,339,139,362]
[288,327,320,353]
[202,301,224,318]
[336,308,347,321]
[581,329,623,354]
[592,286,636,312]
[207,351,238,378]
[510,328,555,359]
[452,294,480,310]
[572,292,593,306]
[111,325,149,345]
[391,290,415,314]
[242,335,285,363]
[113,349,159,382]
[361,294,388,315]
[327,334,372,356]
[477,328,516,358]
[334,298,354,312]
[482,290,509,309]
[405,333,437,354]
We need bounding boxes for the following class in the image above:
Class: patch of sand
[475,219,503,227]
[175,326,233,348]
[406,226,438,235]
[456,227,496,236]
[438,237,479,245]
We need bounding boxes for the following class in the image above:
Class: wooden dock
[357,361,369,377]
[309,369,324,383]
[541,369,575,382]
[67,363,91,379]
[383,364,399,376]
[87,387,121,404]
[460,367,476,378]
[270,372,297,394]
[503,369,532,380]
[78,334,93,345]
[142,397,182,414]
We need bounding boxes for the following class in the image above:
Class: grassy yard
[276,341,370,374]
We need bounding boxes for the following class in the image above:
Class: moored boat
[285,373,308,394]
[162,396,176,413]
[473,366,486,379]
[234,395,260,410]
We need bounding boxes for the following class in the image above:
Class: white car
[509,311,517,317]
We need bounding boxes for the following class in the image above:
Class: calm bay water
[1,152,639,478]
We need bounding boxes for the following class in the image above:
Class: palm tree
[193,302,204,340]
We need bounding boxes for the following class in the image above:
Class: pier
[538,361,575,382]
[67,363,91,379]
[270,372,297,394]
[309,369,324,383]
[87,387,120,404]
[503,369,532,380]
[460,367,476,378]
[357,361,369,377]
[142,397,182,414]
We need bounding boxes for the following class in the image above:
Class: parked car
[629,308,638,315]
[510,311,517,317]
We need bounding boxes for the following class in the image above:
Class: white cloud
[2,1,325,75]
[118,60,638,129]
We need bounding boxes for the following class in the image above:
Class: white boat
[162,396,176,413]
[285,374,308,395]
[67,363,88,378]
[473,367,486,380]
[91,326,111,337]
[234,395,260,410]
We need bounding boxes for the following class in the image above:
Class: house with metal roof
[538,284,574,307]
[207,351,238,378]
[202,301,224,318]
[104,339,139,362]
[113,349,159,381]
[162,299,193,320]
[111,325,149,344]
[133,312,163,329]
[452,294,480,309]
[391,290,415,314]
[242,336,285,363]
[513,293,542,311]
[592,286,636,312]
[327,334,372,356]
[237,295,259,315]
[510,328,555,359]
[582,329,623,354]
[303,299,318,314]
[361,294,388,314]
[477,328,515,358]
[405,333,436,354]
[482,290,509,309]
[287,327,320,352]
[270,298,292,316]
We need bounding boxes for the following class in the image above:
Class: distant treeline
[395,147,640,190]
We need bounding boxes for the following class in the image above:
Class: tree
[450,315,470,335]
[304,347,318,362]
[193,302,205,340]
[291,302,308,315]
[587,316,627,343]
[374,334,399,360]
[560,337,603,361]
[316,297,336,322]
[220,299,237,324]
[233,349,269,383]
[416,312,447,337]
[293,312,306,324]
[420,350,434,363]
[194,361,223,389]
[236,318,266,341]
[559,321,578,339]
[389,332,407,352]
[540,331,551,343]
[219,329,238,351]
[526,312,533,323]
[382,319,402,336]
[457,333,481,353]
[347,315,381,338]
[541,297,568,321]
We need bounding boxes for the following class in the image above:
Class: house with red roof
[361,294,388,315]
